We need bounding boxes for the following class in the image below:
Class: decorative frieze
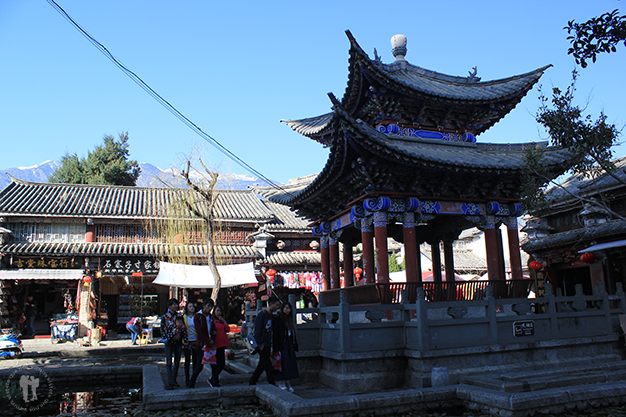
[376,124,476,143]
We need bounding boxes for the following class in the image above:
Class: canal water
[3,384,626,416]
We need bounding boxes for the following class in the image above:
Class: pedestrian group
[160,294,299,391]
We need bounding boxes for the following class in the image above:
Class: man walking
[188,298,215,388]
[248,295,281,386]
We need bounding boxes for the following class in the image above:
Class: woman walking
[182,302,198,387]
[273,301,299,392]
[209,304,230,387]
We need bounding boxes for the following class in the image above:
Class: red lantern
[82,276,92,283]
[266,269,276,277]
[529,261,543,271]
[353,267,363,280]
[580,252,597,264]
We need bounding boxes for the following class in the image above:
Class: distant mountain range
[0,161,272,191]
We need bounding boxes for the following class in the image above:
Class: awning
[0,269,84,280]
[579,239,626,253]
[153,261,258,288]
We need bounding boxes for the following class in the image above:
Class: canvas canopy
[153,261,257,288]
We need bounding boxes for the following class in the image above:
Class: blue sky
[1,1,625,185]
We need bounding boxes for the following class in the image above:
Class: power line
[46,0,295,197]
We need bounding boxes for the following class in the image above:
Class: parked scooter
[0,331,24,358]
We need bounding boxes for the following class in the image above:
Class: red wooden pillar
[403,212,420,284]
[329,235,340,289]
[361,219,375,285]
[443,239,456,300]
[320,235,330,291]
[484,216,502,281]
[85,224,95,243]
[431,241,442,282]
[507,218,523,281]
[373,211,389,283]
[343,239,354,287]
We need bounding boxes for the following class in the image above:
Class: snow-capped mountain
[0,160,60,190]
[0,161,272,190]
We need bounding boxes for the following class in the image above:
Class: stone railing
[245,283,626,354]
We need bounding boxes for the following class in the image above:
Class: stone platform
[143,349,626,417]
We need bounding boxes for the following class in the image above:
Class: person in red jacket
[188,298,215,388]
[209,304,231,387]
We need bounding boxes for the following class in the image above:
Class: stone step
[461,355,626,392]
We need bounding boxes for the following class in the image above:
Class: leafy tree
[523,71,624,221]
[49,132,140,186]
[566,9,626,67]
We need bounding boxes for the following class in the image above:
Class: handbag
[245,332,258,352]
[270,351,282,371]
[202,346,217,365]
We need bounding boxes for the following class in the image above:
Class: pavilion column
[329,235,340,289]
[320,235,330,291]
[361,218,375,285]
[403,212,420,284]
[443,239,456,299]
[507,218,523,281]
[373,211,389,283]
[343,238,354,287]
[431,241,442,283]
[484,215,502,281]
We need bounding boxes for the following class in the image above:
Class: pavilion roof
[282,31,551,144]
[268,105,572,219]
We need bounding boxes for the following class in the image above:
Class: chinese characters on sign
[513,321,535,337]
[101,258,160,274]
[13,257,80,269]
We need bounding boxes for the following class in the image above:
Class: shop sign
[101,257,160,274]
[12,257,80,269]
[513,320,534,337]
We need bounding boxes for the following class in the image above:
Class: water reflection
[24,386,142,416]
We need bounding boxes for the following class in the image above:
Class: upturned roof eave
[344,30,551,104]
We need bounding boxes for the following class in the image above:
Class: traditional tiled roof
[264,251,322,267]
[0,177,275,223]
[263,200,311,232]
[267,106,572,212]
[281,113,334,144]
[373,60,550,103]
[522,219,626,252]
[252,175,317,201]
[422,249,487,272]
[0,241,260,258]
[284,31,551,144]
[544,157,626,214]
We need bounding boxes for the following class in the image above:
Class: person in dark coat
[188,298,215,388]
[273,301,299,392]
[24,296,37,337]
[248,295,281,386]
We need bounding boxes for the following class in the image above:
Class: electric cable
[46,0,297,198]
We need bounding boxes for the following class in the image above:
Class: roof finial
[391,34,407,61]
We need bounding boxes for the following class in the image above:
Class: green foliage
[524,70,622,215]
[49,132,140,186]
[536,70,619,175]
[388,253,404,272]
[566,9,626,67]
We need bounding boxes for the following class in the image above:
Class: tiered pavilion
[266,31,571,295]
